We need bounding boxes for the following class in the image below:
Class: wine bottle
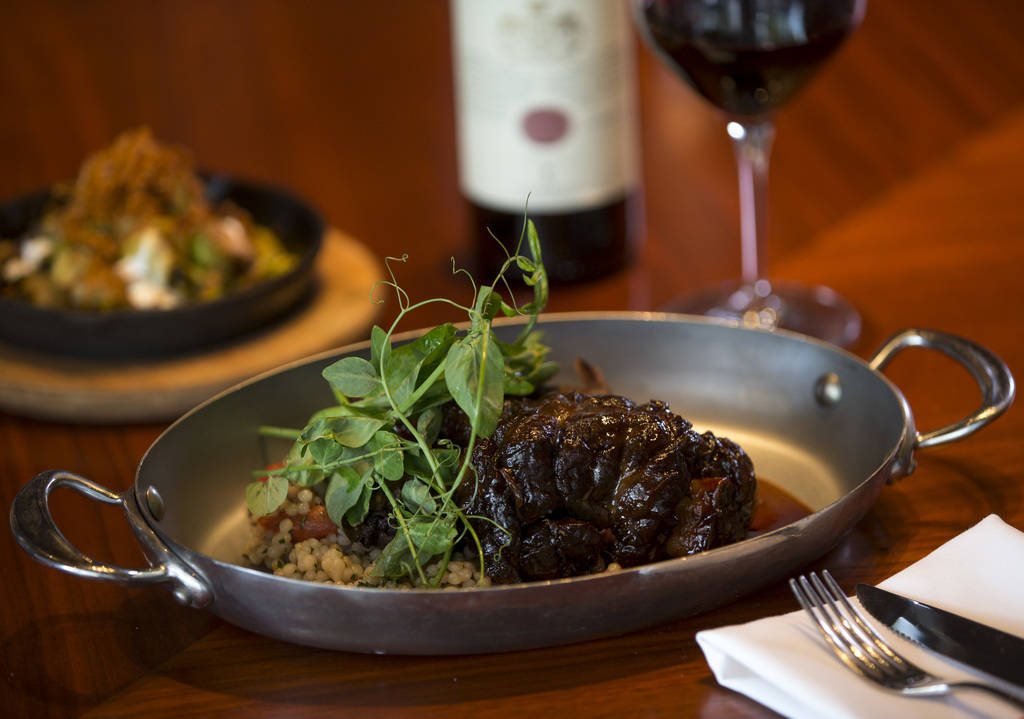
[450,0,642,282]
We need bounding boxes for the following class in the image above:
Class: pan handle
[869,329,1015,449]
[9,469,213,608]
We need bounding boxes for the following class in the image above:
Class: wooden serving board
[0,229,382,423]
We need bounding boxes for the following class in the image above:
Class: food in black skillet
[244,224,757,587]
[0,127,297,311]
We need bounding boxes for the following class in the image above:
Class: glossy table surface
[2,2,1023,717]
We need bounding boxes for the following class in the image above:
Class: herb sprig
[246,220,556,585]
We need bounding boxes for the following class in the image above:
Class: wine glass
[632,0,866,346]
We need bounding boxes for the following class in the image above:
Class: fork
[789,570,1024,711]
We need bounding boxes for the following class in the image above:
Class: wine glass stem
[728,119,775,286]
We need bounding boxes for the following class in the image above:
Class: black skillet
[0,173,323,359]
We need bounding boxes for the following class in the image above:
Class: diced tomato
[291,505,338,541]
[257,509,286,532]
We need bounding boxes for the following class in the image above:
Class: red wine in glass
[633,0,866,346]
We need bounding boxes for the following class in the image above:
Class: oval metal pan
[136,315,911,653]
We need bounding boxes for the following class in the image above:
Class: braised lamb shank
[452,391,757,583]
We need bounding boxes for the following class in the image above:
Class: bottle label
[451,0,640,213]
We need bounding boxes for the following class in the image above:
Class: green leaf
[322,356,380,398]
[496,329,557,396]
[499,299,521,318]
[409,516,456,557]
[299,417,330,443]
[326,413,388,448]
[444,333,504,438]
[401,479,437,515]
[282,442,324,486]
[370,431,405,481]
[369,534,412,578]
[402,445,460,487]
[405,380,453,416]
[416,406,442,446]
[383,344,419,409]
[503,371,534,396]
[346,479,372,525]
[526,219,544,268]
[515,255,536,273]
[246,475,288,517]
[510,219,548,340]
[402,447,433,480]
[369,516,457,578]
[324,467,366,526]
[527,360,559,387]
[475,286,502,321]
[411,323,457,377]
[308,436,346,467]
[370,325,388,370]
[380,324,457,413]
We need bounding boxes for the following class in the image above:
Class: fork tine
[819,570,919,677]
[789,575,874,679]
[802,574,888,676]
[810,572,904,677]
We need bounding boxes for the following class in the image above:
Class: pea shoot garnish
[246,220,556,586]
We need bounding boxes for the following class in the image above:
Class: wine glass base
[663,279,861,348]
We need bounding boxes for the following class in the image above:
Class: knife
[856,583,1024,687]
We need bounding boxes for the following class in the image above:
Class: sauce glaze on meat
[446,391,757,583]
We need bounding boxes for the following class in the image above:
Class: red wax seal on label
[522,108,569,143]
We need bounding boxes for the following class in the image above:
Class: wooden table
[2,2,1023,717]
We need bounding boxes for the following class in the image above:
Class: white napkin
[697,514,1024,719]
